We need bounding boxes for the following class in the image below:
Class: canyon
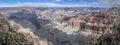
[0,7,119,45]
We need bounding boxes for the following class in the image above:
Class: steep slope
[85,7,120,45]
[0,13,34,45]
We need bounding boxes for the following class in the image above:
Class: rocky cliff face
[85,7,120,45]
[67,7,119,32]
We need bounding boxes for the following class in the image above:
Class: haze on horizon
[0,0,120,7]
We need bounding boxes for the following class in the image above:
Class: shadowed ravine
[7,11,93,45]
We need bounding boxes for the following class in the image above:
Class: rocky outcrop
[67,8,119,32]
[85,7,120,32]
[0,13,34,45]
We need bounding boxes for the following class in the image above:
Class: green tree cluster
[0,13,34,45]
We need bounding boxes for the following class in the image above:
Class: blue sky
[0,0,119,7]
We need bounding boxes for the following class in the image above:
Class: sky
[0,0,120,7]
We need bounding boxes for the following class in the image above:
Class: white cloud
[56,0,61,2]
[17,2,81,7]
[17,1,22,5]
[17,2,59,7]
